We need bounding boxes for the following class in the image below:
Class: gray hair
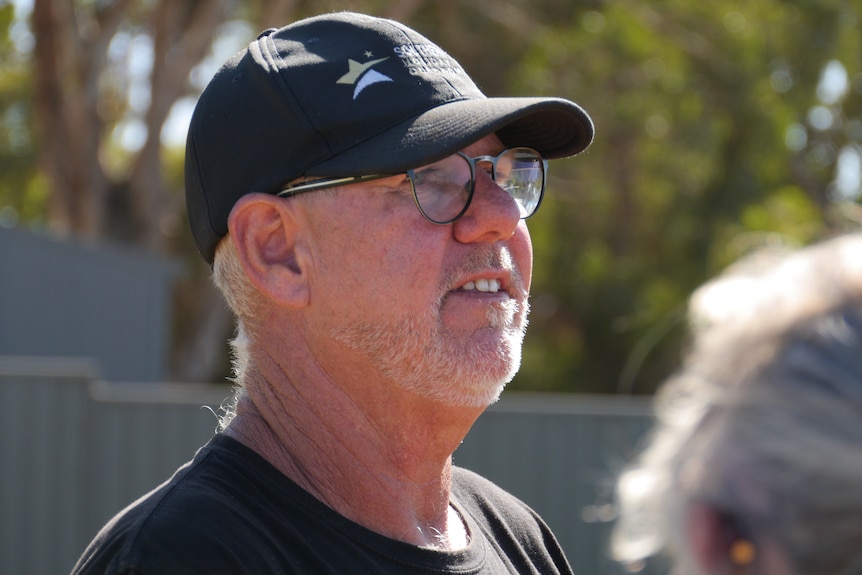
[612,234,862,574]
[208,191,338,428]
[211,235,260,429]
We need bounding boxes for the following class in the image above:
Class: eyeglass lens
[411,148,545,224]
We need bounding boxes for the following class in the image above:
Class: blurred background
[1,0,860,393]
[0,0,860,573]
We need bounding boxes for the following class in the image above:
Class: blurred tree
[1,0,859,392]
[31,0,224,245]
[510,0,862,394]
[0,1,40,224]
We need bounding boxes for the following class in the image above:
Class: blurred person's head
[612,233,862,575]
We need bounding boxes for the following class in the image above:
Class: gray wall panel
[456,396,654,574]
[1,361,98,575]
[0,358,655,575]
[0,228,176,382]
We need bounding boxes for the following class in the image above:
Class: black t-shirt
[72,434,573,574]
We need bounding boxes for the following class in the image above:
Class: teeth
[462,279,501,293]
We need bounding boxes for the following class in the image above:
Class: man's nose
[452,171,522,244]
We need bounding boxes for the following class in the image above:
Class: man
[73,11,593,574]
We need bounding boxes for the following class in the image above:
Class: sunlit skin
[223,133,533,550]
[303,134,533,408]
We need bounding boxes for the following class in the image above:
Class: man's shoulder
[451,465,555,540]
[451,466,531,512]
[105,435,268,529]
[72,435,284,574]
[451,466,574,574]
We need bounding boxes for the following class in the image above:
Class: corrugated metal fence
[1,356,655,575]
[0,227,177,383]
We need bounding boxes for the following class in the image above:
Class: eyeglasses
[277,147,548,224]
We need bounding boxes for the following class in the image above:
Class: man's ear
[228,193,310,308]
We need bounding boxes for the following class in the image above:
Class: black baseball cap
[185,11,594,264]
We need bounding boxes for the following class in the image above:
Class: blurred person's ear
[687,503,756,573]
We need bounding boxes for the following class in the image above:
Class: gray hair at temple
[611,233,862,575]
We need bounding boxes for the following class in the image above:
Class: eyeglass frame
[276,147,549,225]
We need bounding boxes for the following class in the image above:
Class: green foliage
[2,0,860,393]
[508,0,861,395]
[0,2,42,225]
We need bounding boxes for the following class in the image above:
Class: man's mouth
[460,279,502,293]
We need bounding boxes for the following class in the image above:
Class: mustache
[440,247,528,300]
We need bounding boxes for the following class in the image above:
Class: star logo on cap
[337,56,393,100]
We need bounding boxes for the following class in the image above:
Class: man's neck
[223,359,484,549]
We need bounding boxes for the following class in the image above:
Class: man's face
[298,134,533,408]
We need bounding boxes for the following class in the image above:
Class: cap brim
[307,96,594,177]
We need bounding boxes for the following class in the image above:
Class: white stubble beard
[331,253,530,408]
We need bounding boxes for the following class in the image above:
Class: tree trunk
[32,0,106,238]
[128,0,229,252]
